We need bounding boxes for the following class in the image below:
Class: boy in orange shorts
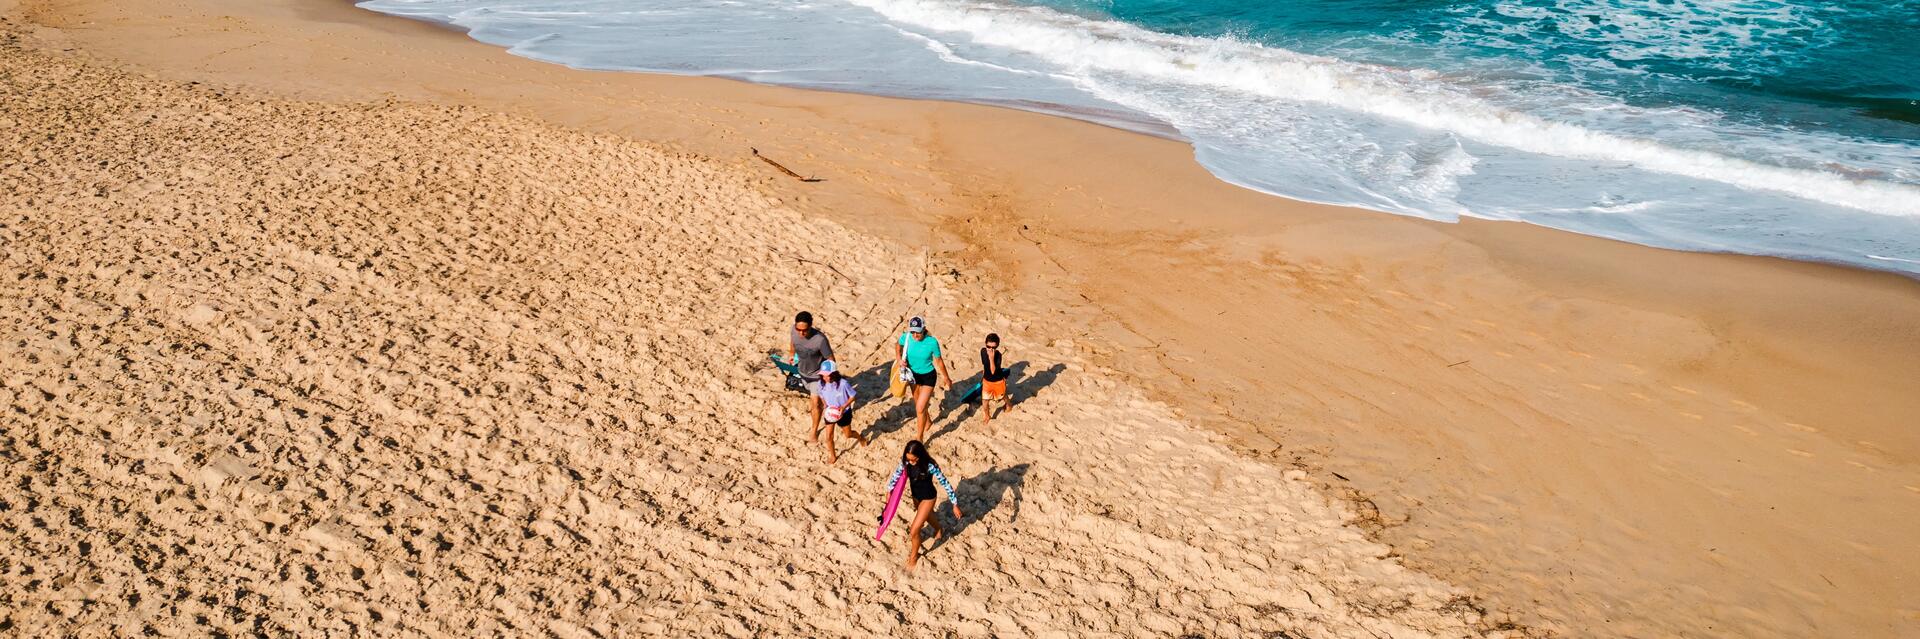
[980,333,1011,427]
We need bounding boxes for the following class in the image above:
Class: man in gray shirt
[788,311,834,443]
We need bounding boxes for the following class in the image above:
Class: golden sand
[5,0,1919,636]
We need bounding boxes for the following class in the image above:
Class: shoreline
[16,0,1920,636]
[352,0,1920,280]
[350,2,1195,143]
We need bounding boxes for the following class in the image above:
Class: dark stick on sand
[751,147,824,182]
[784,252,854,283]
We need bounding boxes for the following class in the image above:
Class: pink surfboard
[874,472,908,540]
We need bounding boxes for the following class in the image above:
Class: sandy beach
[4,0,1918,636]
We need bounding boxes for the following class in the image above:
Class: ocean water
[357,0,1920,274]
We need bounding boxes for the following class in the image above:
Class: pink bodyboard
[874,475,908,540]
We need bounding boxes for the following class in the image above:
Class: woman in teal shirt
[894,316,951,441]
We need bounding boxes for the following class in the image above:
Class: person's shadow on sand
[1008,361,1065,400]
[928,361,1068,443]
[928,463,1030,555]
[848,362,915,442]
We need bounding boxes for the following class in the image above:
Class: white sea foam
[884,24,1059,78]
[355,0,1920,273]
[1482,0,1837,69]
[841,0,1920,218]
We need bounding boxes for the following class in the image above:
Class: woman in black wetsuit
[882,440,963,571]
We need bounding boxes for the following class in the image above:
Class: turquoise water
[1048,0,1918,133]
[358,0,1920,273]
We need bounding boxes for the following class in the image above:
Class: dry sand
[5,0,1920,637]
[0,10,1511,637]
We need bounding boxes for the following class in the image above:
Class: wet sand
[6,0,1920,636]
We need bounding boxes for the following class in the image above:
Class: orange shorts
[983,379,1008,401]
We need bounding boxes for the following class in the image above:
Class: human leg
[823,415,838,463]
[806,385,824,443]
[913,384,933,441]
[905,498,935,570]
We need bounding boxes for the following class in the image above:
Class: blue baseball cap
[908,316,925,333]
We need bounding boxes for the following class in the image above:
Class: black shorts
[911,370,938,387]
[829,406,855,427]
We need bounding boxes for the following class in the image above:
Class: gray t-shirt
[790,328,833,381]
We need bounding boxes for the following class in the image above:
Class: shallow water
[358,0,1920,274]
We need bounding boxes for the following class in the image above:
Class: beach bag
[889,360,909,399]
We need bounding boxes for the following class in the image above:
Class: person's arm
[931,339,951,389]
[787,329,797,363]
[839,382,857,411]
[930,463,963,518]
[895,334,906,366]
[885,464,903,493]
[820,334,834,362]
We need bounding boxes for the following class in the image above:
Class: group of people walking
[784,310,1011,570]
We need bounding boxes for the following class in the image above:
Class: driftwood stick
[784,252,853,283]
[751,147,823,182]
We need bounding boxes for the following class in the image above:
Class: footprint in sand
[1784,422,1819,433]
[1784,449,1813,458]
[1678,412,1704,420]
[1670,385,1698,395]
[1628,391,1651,401]
[1730,424,1758,436]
